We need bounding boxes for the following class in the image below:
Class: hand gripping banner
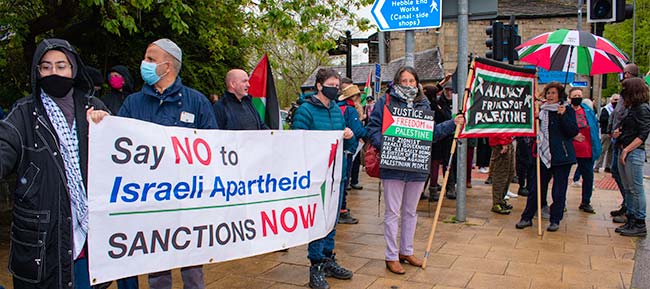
[458,57,537,138]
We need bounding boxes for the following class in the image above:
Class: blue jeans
[117,277,139,289]
[573,169,581,182]
[575,158,595,205]
[74,258,92,289]
[617,148,647,220]
[521,164,571,224]
[308,180,344,262]
[611,139,628,203]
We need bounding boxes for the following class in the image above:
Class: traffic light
[505,24,521,62]
[485,22,504,60]
[588,0,633,23]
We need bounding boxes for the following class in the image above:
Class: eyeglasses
[38,61,72,74]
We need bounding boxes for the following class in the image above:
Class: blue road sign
[371,0,442,31]
[524,65,575,84]
[571,81,588,87]
[375,64,381,94]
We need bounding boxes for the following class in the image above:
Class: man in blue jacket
[213,69,268,130]
[89,38,217,289]
[292,68,354,289]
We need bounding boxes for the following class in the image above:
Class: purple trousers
[382,179,425,261]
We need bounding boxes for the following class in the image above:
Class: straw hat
[339,85,361,101]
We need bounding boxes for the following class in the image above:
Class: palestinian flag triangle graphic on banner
[249,54,281,129]
[320,140,339,204]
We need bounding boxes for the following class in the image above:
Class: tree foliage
[0,0,373,109]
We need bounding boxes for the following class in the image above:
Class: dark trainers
[517,187,529,197]
[515,219,532,229]
[350,183,363,190]
[445,186,457,200]
[323,254,353,280]
[620,219,647,237]
[309,263,330,289]
[615,215,633,233]
[428,188,440,202]
[491,204,511,215]
[484,177,493,184]
[579,203,596,214]
[338,211,359,224]
[547,222,560,232]
[611,205,626,217]
[613,215,627,223]
[503,201,513,210]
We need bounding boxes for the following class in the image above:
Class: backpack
[364,94,390,178]
[285,101,300,127]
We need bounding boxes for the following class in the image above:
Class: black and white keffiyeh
[538,102,564,168]
[41,92,88,256]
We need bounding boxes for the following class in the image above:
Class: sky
[351,4,376,38]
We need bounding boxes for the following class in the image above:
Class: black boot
[610,205,626,217]
[620,218,647,237]
[323,254,353,279]
[309,262,330,289]
[517,186,529,197]
[428,186,439,202]
[445,185,457,200]
[615,215,634,233]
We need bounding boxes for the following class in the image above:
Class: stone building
[374,0,588,73]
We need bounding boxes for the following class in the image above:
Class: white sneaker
[479,167,489,174]
[506,191,518,198]
[572,181,581,187]
[504,195,510,200]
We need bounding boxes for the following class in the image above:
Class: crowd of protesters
[0,35,648,289]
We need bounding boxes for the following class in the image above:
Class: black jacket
[102,65,134,115]
[0,39,108,288]
[599,107,610,134]
[431,95,453,161]
[212,91,269,130]
[544,106,579,166]
[618,103,650,149]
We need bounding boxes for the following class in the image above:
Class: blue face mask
[140,61,168,85]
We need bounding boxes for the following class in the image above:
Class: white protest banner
[87,116,343,284]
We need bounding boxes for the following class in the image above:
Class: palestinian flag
[361,71,371,106]
[249,54,281,129]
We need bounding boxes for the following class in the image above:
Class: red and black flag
[249,54,281,129]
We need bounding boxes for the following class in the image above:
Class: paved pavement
[0,167,641,289]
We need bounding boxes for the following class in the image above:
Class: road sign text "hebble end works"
[372,0,442,31]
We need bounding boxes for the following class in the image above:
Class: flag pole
[534,78,543,236]
[422,58,475,269]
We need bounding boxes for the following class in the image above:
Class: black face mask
[570,98,583,106]
[612,102,618,108]
[38,75,74,98]
[321,86,339,100]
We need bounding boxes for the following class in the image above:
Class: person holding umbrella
[516,82,579,232]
